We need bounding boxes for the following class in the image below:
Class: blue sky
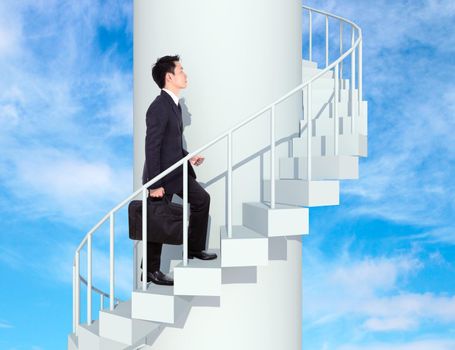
[0,0,454,349]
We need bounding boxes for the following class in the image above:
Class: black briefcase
[128,195,183,245]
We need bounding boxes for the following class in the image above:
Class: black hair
[151,55,180,89]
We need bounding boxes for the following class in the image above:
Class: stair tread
[133,282,175,296]
[243,201,304,211]
[264,178,339,184]
[79,319,99,334]
[175,249,221,269]
[220,225,266,239]
[281,155,357,160]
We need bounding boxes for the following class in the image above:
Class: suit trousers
[146,176,210,271]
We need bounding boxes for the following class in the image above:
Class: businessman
[142,55,217,286]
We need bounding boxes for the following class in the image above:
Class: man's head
[151,55,188,90]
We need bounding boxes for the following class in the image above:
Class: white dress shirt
[162,88,179,106]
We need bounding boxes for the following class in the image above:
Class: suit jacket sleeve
[145,103,168,190]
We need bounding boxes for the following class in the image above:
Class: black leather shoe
[188,250,217,260]
[140,270,174,286]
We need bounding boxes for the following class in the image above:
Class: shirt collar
[162,88,180,105]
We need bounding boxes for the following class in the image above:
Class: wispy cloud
[337,339,455,350]
[0,320,13,329]
[302,240,455,347]
[0,0,133,226]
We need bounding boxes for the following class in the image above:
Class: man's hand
[190,155,205,166]
[149,187,165,198]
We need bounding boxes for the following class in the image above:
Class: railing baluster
[133,241,138,290]
[270,104,276,209]
[325,15,329,67]
[340,22,343,84]
[227,132,232,237]
[87,234,92,325]
[358,36,363,119]
[142,188,148,291]
[109,212,115,310]
[100,294,104,311]
[307,84,312,180]
[334,63,339,155]
[183,161,188,266]
[75,252,80,332]
[351,27,356,134]
[72,264,76,333]
[309,10,313,61]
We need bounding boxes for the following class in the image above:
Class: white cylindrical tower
[134,0,302,348]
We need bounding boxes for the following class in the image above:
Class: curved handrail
[73,4,364,331]
[74,7,362,255]
[79,275,123,304]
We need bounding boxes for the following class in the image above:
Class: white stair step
[337,99,368,120]
[77,321,100,349]
[279,155,358,180]
[77,321,131,350]
[303,77,350,90]
[303,87,358,103]
[99,336,132,350]
[174,250,222,296]
[292,136,323,156]
[220,226,268,267]
[303,66,334,79]
[292,134,367,157]
[329,134,367,157]
[302,59,317,68]
[131,283,187,324]
[301,91,365,119]
[68,333,78,350]
[99,300,160,345]
[242,202,309,237]
[300,112,368,138]
[263,179,339,207]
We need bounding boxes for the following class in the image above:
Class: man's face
[167,61,188,89]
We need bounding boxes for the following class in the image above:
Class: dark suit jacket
[142,90,196,194]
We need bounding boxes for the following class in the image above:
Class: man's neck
[163,86,180,97]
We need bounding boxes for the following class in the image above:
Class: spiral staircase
[67,5,367,350]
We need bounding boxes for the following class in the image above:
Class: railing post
[270,104,276,209]
[227,132,232,237]
[142,188,148,291]
[72,264,76,333]
[307,84,312,180]
[351,27,356,134]
[100,294,104,311]
[133,241,138,291]
[334,63,339,155]
[183,161,188,266]
[325,15,329,67]
[358,36,363,118]
[87,234,92,325]
[340,22,343,83]
[75,252,80,332]
[309,10,312,61]
[109,212,115,310]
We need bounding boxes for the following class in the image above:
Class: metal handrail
[72,4,363,333]
[79,275,123,303]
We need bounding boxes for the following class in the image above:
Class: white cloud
[303,244,455,338]
[363,317,418,332]
[0,320,13,329]
[337,339,455,350]
[0,0,133,225]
